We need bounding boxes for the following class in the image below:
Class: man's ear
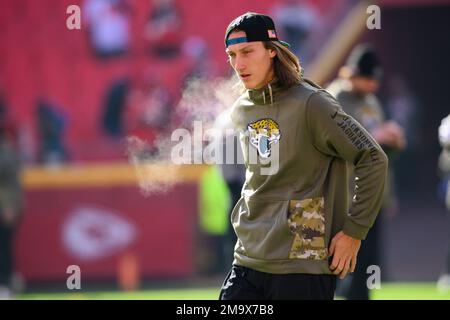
[269,48,277,58]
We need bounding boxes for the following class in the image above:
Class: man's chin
[242,82,255,90]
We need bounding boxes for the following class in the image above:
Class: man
[219,12,388,300]
[327,45,406,299]
[437,114,450,292]
[0,105,23,299]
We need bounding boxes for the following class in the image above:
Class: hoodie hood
[247,79,286,105]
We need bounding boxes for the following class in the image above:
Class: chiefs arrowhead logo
[62,206,137,261]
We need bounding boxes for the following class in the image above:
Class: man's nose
[234,56,246,72]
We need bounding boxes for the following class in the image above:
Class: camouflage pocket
[288,197,328,260]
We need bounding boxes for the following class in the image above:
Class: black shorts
[219,265,336,300]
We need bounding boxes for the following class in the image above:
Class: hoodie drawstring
[268,83,273,105]
[254,82,275,105]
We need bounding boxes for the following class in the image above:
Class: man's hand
[329,231,361,279]
[372,121,407,151]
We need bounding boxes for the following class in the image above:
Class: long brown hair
[263,41,303,89]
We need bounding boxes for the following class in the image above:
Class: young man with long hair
[219,12,388,300]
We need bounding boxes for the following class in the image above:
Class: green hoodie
[229,78,388,275]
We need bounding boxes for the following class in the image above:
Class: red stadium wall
[15,183,198,282]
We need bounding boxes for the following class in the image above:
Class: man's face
[226,31,276,90]
[350,76,379,94]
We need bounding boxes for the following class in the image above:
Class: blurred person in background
[272,0,319,59]
[182,36,219,83]
[0,104,24,299]
[145,0,183,59]
[84,0,131,59]
[198,164,231,276]
[385,75,420,152]
[437,113,450,292]
[36,98,69,165]
[101,72,173,158]
[327,44,406,300]
[102,77,130,138]
[125,73,173,156]
[219,13,388,300]
[385,75,421,201]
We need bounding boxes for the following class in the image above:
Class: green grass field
[17,283,450,300]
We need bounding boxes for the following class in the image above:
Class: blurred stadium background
[0,0,450,300]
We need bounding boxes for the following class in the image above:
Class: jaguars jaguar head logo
[247,118,281,159]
